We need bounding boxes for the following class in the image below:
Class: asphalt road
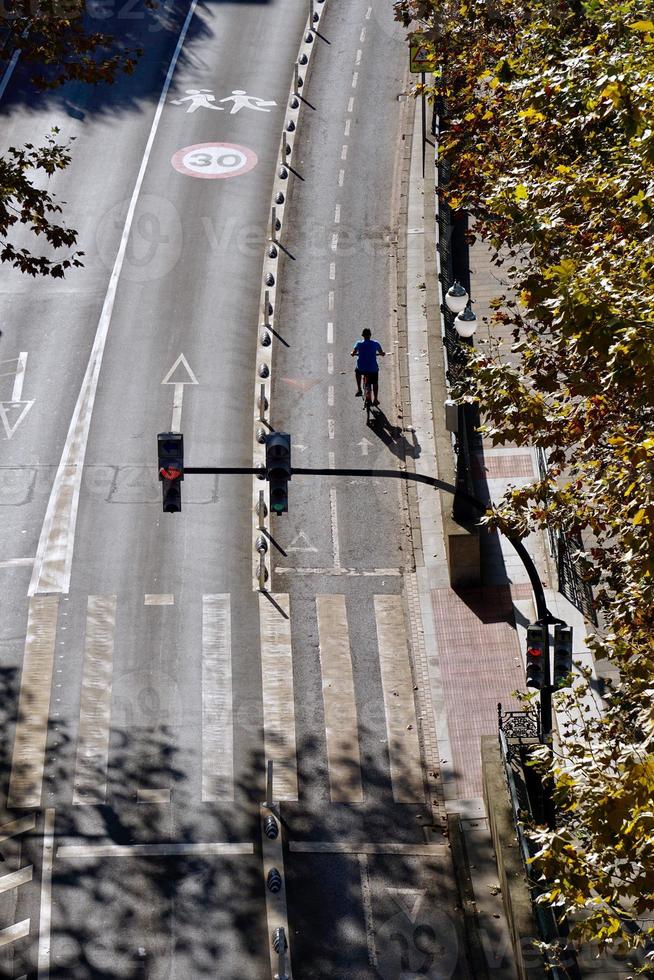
[0,1,470,977]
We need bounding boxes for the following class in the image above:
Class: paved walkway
[405,99,618,978]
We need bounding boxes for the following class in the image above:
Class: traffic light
[526,624,545,690]
[553,624,573,689]
[158,432,184,513]
[265,432,291,514]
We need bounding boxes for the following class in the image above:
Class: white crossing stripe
[259,595,298,801]
[57,842,254,859]
[0,920,30,947]
[137,788,170,804]
[202,595,233,801]
[0,816,35,843]
[0,865,33,894]
[316,596,363,803]
[374,595,425,803]
[144,594,174,605]
[73,595,116,804]
[9,596,59,808]
[290,841,446,855]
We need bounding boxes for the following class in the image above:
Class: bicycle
[361,372,374,423]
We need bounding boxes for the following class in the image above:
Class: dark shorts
[356,369,378,382]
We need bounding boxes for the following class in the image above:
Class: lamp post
[444,284,479,524]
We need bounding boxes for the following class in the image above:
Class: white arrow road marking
[29,0,200,596]
[387,887,427,922]
[358,437,373,457]
[0,401,34,439]
[161,354,199,432]
[287,531,318,553]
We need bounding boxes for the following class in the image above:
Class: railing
[498,705,581,979]
[536,449,597,625]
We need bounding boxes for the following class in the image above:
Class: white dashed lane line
[328,386,334,407]
[331,233,339,251]
[327,322,334,343]
[329,291,335,310]
[355,48,362,65]
[338,169,345,186]
[334,204,341,223]
[328,419,335,440]
[341,145,348,160]
[328,354,334,375]
[330,262,336,280]
[352,72,358,88]
[366,6,372,18]
[348,96,355,113]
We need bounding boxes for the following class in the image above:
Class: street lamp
[444,280,469,314]
[454,302,477,338]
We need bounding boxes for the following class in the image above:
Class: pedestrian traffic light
[553,624,573,689]
[265,432,291,514]
[158,432,184,513]
[526,624,545,690]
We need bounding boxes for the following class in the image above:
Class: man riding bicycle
[351,328,385,405]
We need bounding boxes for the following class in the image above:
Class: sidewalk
[402,98,622,978]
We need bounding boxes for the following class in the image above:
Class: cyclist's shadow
[368,407,421,461]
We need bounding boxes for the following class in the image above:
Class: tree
[393,0,654,959]
[0,2,148,276]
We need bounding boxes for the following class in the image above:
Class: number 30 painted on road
[171,142,258,179]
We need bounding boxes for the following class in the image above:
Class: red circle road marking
[171,142,258,180]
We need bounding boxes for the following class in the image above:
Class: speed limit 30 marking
[171,142,258,179]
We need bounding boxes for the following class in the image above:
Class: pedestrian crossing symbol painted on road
[409,38,433,73]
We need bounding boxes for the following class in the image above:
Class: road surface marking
[161,353,199,386]
[329,291,335,311]
[12,352,28,401]
[329,452,335,468]
[9,597,59,808]
[327,321,334,344]
[287,531,318,553]
[276,567,402,577]
[0,920,30,948]
[29,0,201,596]
[0,400,35,440]
[358,437,372,457]
[341,144,348,160]
[57,842,254,859]
[0,816,36,843]
[0,865,33,894]
[37,808,55,978]
[327,354,334,375]
[334,205,341,223]
[171,141,258,179]
[374,596,424,803]
[73,596,116,805]
[331,233,339,251]
[137,788,171,803]
[330,262,336,280]
[317,596,363,803]
[0,558,34,569]
[259,595,298,800]
[359,854,379,968]
[0,49,21,103]
[328,386,334,407]
[338,169,345,187]
[202,595,233,801]
[352,72,358,88]
[355,48,362,65]
[366,6,372,18]
[360,27,367,42]
[290,842,445,854]
[348,96,355,113]
[144,594,174,605]
[344,119,351,137]
[330,489,341,569]
[388,888,426,921]
[328,418,335,440]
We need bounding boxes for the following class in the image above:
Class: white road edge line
[330,488,341,569]
[37,808,55,979]
[0,49,21,104]
[359,853,379,968]
[29,0,201,597]
[57,842,254,858]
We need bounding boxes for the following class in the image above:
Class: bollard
[257,490,268,527]
[258,554,268,591]
[259,383,268,421]
[264,814,279,839]
[255,534,268,555]
[267,868,282,893]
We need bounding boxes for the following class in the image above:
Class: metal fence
[536,449,597,625]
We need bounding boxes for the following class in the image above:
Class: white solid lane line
[12,352,28,401]
[202,595,234,801]
[57,842,254,859]
[29,0,201,597]
[37,808,55,979]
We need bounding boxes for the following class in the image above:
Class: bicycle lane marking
[29,0,201,596]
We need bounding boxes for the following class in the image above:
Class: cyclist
[351,328,385,405]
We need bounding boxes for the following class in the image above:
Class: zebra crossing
[7,592,426,810]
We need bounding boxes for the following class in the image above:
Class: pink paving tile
[431,586,525,799]
[471,453,535,480]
